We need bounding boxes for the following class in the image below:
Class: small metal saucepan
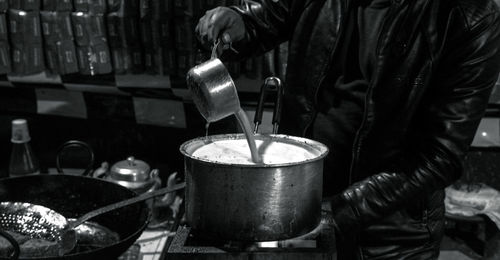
[186,40,240,123]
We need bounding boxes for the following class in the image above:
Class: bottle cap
[11,119,31,143]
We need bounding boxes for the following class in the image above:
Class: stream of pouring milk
[203,109,262,163]
[234,109,262,163]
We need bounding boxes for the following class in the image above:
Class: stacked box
[0,0,9,74]
[76,44,111,75]
[71,12,107,46]
[40,10,79,75]
[42,0,72,11]
[173,16,194,52]
[41,1,78,75]
[9,9,42,43]
[40,11,73,43]
[156,0,176,75]
[171,0,194,78]
[9,0,40,10]
[137,0,175,75]
[107,0,137,16]
[175,49,195,78]
[11,42,43,74]
[162,46,176,76]
[8,8,45,75]
[106,13,139,48]
[107,0,143,74]
[0,40,9,73]
[110,47,143,74]
[173,0,192,17]
[148,0,170,20]
[74,0,106,14]
[71,0,112,75]
[0,0,7,12]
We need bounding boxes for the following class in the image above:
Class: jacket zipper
[348,2,402,183]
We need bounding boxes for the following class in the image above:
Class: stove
[165,209,337,260]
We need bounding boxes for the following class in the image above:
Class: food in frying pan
[71,220,120,252]
[0,230,59,257]
[0,221,120,257]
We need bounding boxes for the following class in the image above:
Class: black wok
[0,174,150,260]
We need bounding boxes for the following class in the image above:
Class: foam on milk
[191,138,318,165]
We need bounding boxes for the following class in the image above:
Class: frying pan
[0,174,150,259]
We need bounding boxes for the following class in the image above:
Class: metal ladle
[0,182,185,258]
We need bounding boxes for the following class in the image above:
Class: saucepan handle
[254,77,283,134]
[0,230,20,260]
[55,140,95,176]
[211,39,222,59]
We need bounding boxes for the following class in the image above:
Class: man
[195,0,500,259]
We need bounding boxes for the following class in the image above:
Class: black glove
[195,7,246,51]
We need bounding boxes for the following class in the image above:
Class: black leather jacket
[230,0,500,247]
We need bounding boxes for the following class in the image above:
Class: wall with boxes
[0,0,277,178]
[0,0,274,124]
[0,0,266,85]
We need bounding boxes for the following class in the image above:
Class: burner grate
[166,225,335,259]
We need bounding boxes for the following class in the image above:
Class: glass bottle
[8,119,39,177]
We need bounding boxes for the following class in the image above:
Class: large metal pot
[180,133,328,241]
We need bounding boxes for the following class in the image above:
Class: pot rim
[179,133,329,168]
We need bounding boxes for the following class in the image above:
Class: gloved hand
[195,7,246,50]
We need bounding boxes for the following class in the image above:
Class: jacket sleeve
[225,0,296,58]
[330,7,500,239]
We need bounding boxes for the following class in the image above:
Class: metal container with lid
[106,156,161,195]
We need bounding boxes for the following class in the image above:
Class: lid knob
[127,156,136,166]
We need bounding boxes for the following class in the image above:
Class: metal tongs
[253,77,284,134]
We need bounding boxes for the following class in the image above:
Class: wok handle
[253,77,283,134]
[56,140,95,176]
[0,230,20,260]
[70,182,186,228]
